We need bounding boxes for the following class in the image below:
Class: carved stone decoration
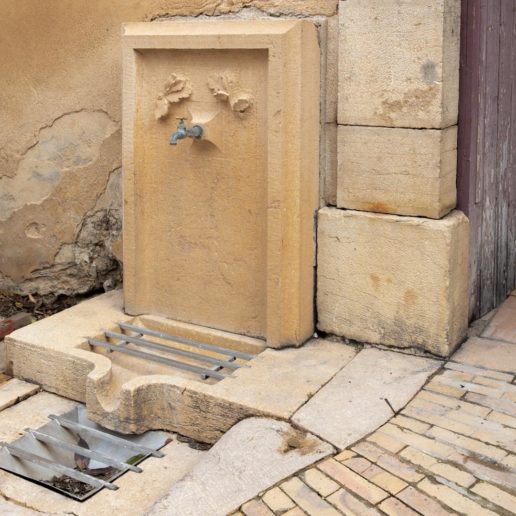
[207,73,231,101]
[155,72,192,120]
[208,72,254,114]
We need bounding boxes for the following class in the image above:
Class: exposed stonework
[337,125,458,218]
[293,349,441,450]
[338,0,460,128]
[0,111,122,295]
[317,208,470,356]
[147,0,338,18]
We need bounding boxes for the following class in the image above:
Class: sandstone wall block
[321,122,338,206]
[317,207,469,356]
[338,0,460,128]
[337,125,457,218]
[321,15,339,124]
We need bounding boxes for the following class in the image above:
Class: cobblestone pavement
[235,292,516,516]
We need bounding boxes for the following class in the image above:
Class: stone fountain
[6,20,357,442]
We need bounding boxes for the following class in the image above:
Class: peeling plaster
[0,111,118,221]
[0,109,122,295]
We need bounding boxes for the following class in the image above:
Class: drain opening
[0,407,168,501]
[88,321,256,381]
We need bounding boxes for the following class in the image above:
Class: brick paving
[235,293,516,516]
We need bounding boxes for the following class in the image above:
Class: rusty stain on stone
[279,428,320,456]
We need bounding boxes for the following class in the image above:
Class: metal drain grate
[0,407,168,501]
[88,322,256,381]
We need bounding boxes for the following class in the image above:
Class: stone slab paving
[452,336,516,375]
[0,294,515,515]
[482,295,516,344]
[0,378,39,411]
[292,349,442,450]
[237,294,516,516]
[0,391,76,443]
[148,418,335,516]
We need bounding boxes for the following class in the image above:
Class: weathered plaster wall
[0,0,337,295]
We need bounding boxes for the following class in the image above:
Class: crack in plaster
[0,166,122,296]
[0,110,119,222]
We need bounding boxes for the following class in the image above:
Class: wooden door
[457,0,516,318]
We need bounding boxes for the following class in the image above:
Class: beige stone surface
[241,499,275,515]
[321,123,338,206]
[123,21,319,347]
[338,0,460,128]
[0,0,331,296]
[301,468,339,497]
[7,291,357,442]
[0,392,76,443]
[262,487,296,513]
[316,208,469,356]
[481,295,516,343]
[0,378,39,411]
[0,498,40,515]
[0,433,204,516]
[318,14,338,206]
[337,126,457,218]
[245,333,516,515]
[451,337,516,374]
[148,418,334,516]
[292,349,441,450]
[6,290,132,402]
[280,476,340,515]
[86,337,356,441]
[321,16,339,124]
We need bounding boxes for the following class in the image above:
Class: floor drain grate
[88,321,256,381]
[0,407,168,501]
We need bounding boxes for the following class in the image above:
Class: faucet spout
[169,118,203,146]
[169,119,187,145]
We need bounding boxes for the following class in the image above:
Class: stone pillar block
[317,207,469,356]
[338,0,460,128]
[337,125,457,218]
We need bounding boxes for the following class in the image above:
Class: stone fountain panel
[123,20,320,348]
[5,21,325,440]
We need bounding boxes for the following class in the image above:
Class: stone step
[0,378,39,412]
[291,348,442,450]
